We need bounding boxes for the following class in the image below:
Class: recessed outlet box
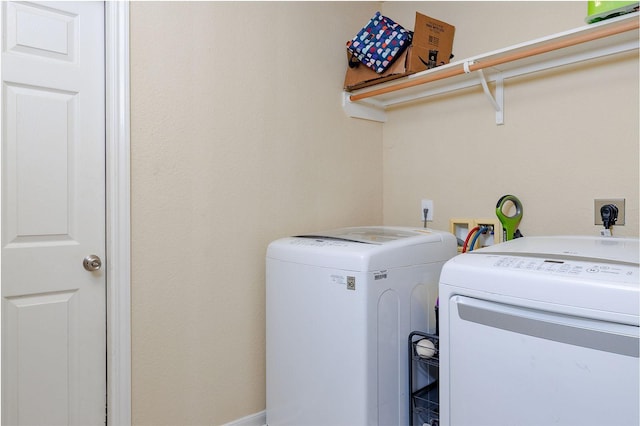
[450,218,503,252]
[450,218,473,252]
[421,199,434,222]
[473,218,501,247]
[594,198,625,226]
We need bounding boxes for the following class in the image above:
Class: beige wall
[381,2,639,237]
[130,2,639,425]
[130,2,381,424]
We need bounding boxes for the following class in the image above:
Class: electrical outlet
[421,199,434,222]
[594,198,625,226]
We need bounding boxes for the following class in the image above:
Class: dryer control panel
[493,255,637,284]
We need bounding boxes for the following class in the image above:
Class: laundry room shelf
[342,12,640,124]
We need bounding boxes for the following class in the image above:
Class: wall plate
[421,199,434,222]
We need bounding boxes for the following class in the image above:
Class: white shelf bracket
[495,74,504,125]
[342,92,387,123]
[463,61,505,125]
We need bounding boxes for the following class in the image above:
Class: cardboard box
[343,47,412,92]
[408,12,455,73]
[343,12,455,92]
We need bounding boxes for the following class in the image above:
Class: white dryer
[439,236,639,426]
[266,226,457,426]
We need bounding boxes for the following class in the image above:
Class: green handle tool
[496,195,523,242]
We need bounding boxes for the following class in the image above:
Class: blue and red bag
[347,12,412,74]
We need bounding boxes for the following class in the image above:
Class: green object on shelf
[586,1,639,23]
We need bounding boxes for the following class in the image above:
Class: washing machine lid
[267,226,458,271]
[297,226,424,245]
[473,236,638,265]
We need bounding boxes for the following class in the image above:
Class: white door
[1,2,106,425]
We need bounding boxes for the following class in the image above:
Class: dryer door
[446,295,639,426]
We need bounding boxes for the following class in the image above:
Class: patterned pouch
[347,12,412,74]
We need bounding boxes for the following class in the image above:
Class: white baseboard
[221,410,266,426]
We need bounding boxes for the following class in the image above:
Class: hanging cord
[462,226,480,253]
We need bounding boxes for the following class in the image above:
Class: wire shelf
[409,331,440,426]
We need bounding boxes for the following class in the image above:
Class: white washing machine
[266,226,457,426]
[438,236,639,426]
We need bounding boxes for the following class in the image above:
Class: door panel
[5,83,78,242]
[1,2,106,425]
[5,1,78,62]
[5,291,79,425]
